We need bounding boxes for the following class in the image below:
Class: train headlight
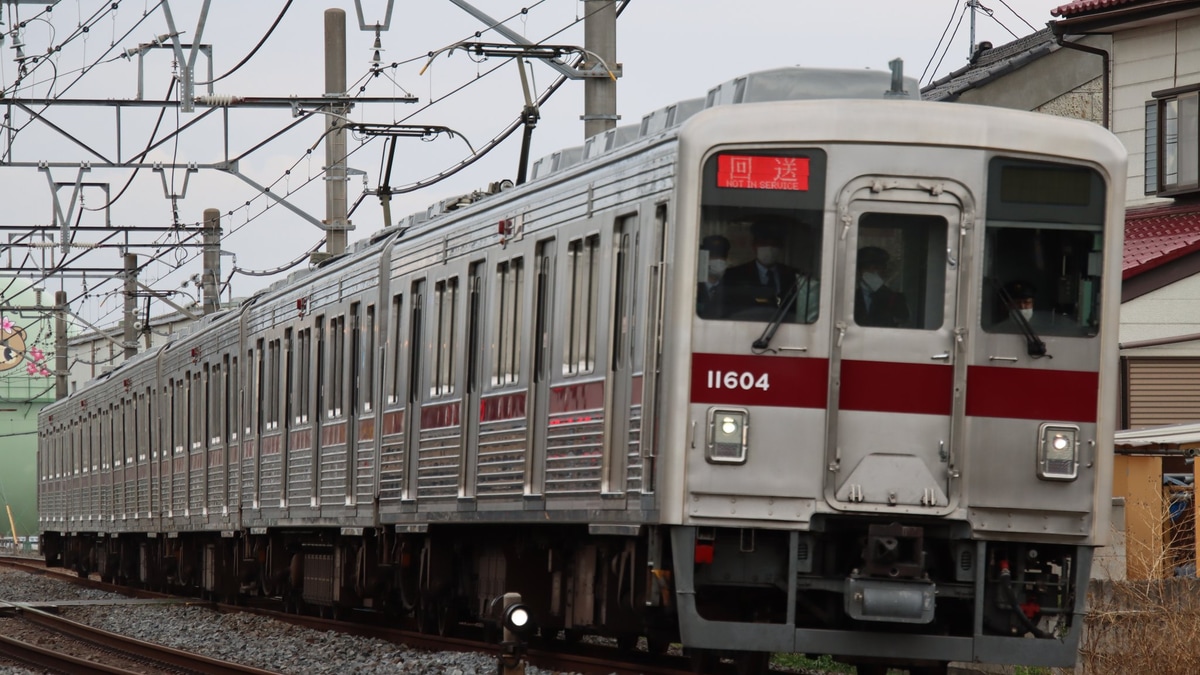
[707,408,748,464]
[1037,424,1079,481]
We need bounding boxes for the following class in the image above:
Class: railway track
[0,601,281,675]
[0,556,755,674]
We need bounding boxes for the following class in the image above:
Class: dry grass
[1076,487,1199,675]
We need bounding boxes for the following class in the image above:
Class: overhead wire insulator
[195,94,241,107]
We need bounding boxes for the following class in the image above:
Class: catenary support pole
[324,8,350,257]
[55,290,68,399]
[202,208,222,315]
[124,253,138,360]
[582,1,617,140]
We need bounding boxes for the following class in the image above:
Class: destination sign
[716,154,809,191]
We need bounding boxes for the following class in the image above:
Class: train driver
[697,234,731,319]
[994,280,1052,332]
[854,246,909,328]
[720,221,813,320]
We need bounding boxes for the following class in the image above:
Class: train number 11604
[706,370,770,391]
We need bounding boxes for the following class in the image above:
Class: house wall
[1120,273,1200,353]
[956,35,1108,121]
[1111,17,1200,208]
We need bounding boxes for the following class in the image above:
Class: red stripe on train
[549,381,605,414]
[690,353,1098,422]
[690,353,828,408]
[966,365,1098,423]
[480,391,527,422]
[840,360,953,416]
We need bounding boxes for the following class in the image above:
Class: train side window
[268,339,281,430]
[388,293,403,404]
[363,304,376,413]
[494,257,523,385]
[329,315,345,417]
[295,329,310,423]
[350,304,361,414]
[433,277,458,397]
[564,235,600,375]
[854,213,947,330]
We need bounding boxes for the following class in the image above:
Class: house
[1050,0,1200,579]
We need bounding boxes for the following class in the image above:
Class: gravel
[0,568,575,675]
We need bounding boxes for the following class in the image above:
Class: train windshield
[696,149,826,322]
[982,158,1106,338]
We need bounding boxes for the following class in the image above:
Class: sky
[0,0,1068,332]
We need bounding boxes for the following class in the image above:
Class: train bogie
[39,65,1125,673]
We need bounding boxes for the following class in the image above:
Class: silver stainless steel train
[38,65,1127,674]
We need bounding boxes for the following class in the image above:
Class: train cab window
[854,213,947,330]
[982,158,1105,338]
[697,149,825,322]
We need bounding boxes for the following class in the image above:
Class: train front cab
[669,107,1123,673]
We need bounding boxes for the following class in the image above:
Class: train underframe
[41,516,1090,674]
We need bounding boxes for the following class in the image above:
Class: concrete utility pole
[202,208,222,315]
[582,0,618,140]
[124,254,138,361]
[324,8,351,257]
[55,290,68,400]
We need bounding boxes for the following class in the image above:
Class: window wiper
[752,273,806,352]
[997,286,1050,358]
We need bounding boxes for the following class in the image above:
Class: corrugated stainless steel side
[416,425,461,499]
[475,419,527,497]
[545,412,604,495]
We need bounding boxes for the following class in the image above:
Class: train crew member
[994,279,1051,332]
[697,234,731,318]
[720,221,803,318]
[854,246,909,328]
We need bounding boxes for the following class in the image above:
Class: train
[38,64,1127,675]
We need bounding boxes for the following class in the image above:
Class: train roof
[370,65,921,243]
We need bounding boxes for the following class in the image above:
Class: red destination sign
[716,155,809,191]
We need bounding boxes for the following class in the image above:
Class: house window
[1148,86,1200,196]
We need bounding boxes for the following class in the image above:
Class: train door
[402,280,425,502]
[824,178,971,514]
[526,238,555,498]
[604,216,636,496]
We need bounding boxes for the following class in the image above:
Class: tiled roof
[1051,0,1146,18]
[1124,203,1200,279]
[922,29,1057,101]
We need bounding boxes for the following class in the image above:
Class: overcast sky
[0,0,1066,329]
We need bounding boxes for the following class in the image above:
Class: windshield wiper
[752,273,805,351]
[997,286,1050,358]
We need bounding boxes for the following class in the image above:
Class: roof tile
[1052,0,1146,18]
[1123,203,1200,279]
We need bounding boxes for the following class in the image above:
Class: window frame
[1148,84,1200,197]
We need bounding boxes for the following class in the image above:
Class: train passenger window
[329,316,345,417]
[983,158,1105,338]
[697,149,826,323]
[433,278,458,396]
[494,258,523,385]
[362,305,376,413]
[565,235,600,374]
[388,294,403,404]
[854,213,947,330]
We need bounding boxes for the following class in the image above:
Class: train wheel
[646,634,672,655]
[435,599,458,637]
[734,651,771,675]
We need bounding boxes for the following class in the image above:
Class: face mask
[756,246,782,267]
[1019,308,1034,321]
[861,271,883,292]
[707,259,727,279]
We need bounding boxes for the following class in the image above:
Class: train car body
[39,66,1126,673]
